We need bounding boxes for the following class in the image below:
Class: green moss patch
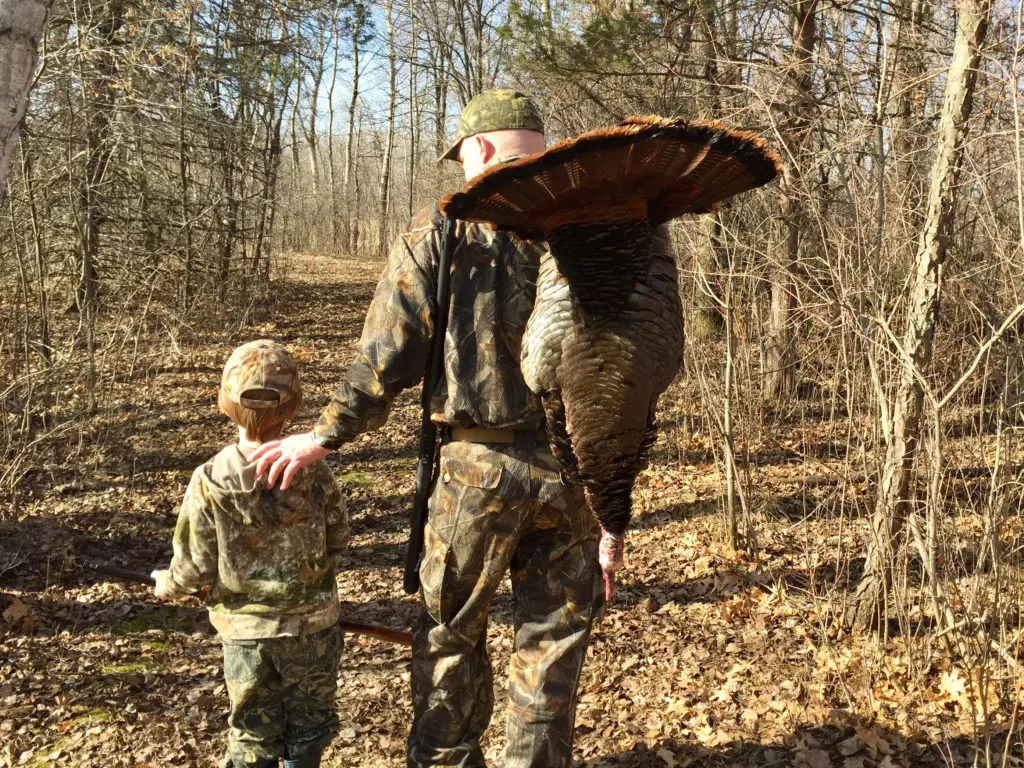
[341,470,374,488]
[110,609,193,636]
[99,661,152,675]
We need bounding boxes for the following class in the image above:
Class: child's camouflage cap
[220,340,300,410]
[439,89,544,162]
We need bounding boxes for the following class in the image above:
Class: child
[152,340,349,768]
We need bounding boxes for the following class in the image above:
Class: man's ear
[473,134,495,165]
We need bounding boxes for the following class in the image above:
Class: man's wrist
[311,429,338,451]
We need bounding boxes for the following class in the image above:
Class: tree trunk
[326,6,339,250]
[847,0,994,631]
[254,61,288,282]
[20,141,49,365]
[305,10,335,207]
[1006,331,1024,425]
[690,216,726,341]
[890,0,931,231]
[431,15,448,160]
[343,14,361,254]
[179,7,195,306]
[766,0,818,400]
[75,0,124,313]
[407,8,417,217]
[434,52,447,157]
[689,0,729,341]
[282,77,299,253]
[352,116,362,254]
[217,148,237,302]
[0,0,50,197]
[257,118,283,281]
[305,33,325,197]
[376,0,396,258]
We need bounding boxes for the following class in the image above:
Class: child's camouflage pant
[221,624,343,767]
[408,438,604,768]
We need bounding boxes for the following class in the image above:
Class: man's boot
[282,751,321,768]
[223,757,278,768]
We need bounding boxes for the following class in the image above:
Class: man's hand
[152,569,175,600]
[250,431,331,490]
[598,529,625,603]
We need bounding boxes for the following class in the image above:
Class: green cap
[439,89,545,163]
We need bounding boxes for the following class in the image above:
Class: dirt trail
[0,253,1009,767]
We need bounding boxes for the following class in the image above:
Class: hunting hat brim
[438,138,463,163]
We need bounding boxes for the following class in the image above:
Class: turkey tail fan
[440,115,782,231]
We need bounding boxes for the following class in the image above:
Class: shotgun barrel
[403,215,455,595]
[85,562,412,647]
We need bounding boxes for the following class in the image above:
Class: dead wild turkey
[441,116,781,599]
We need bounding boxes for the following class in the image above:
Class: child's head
[218,340,302,443]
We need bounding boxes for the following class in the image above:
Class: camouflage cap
[220,340,300,410]
[439,89,545,163]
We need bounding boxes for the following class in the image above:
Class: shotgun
[403,215,455,595]
[86,562,412,647]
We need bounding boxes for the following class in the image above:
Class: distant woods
[3,0,1024,673]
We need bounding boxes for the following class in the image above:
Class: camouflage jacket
[314,205,547,449]
[164,444,349,639]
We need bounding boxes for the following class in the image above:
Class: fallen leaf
[3,598,35,633]
[3,598,30,623]
[837,734,862,756]
[855,723,891,758]
[796,748,831,768]
[939,670,966,702]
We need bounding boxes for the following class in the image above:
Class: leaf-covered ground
[2,253,1022,767]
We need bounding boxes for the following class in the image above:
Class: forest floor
[2,252,1023,768]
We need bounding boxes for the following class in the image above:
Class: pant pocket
[419,519,453,624]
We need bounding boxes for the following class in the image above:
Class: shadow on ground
[573,723,1018,767]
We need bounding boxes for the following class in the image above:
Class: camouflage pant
[221,624,343,767]
[408,438,604,768]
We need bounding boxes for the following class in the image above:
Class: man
[252,89,605,768]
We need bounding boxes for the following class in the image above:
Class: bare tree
[766,0,818,400]
[406,4,417,217]
[376,0,396,257]
[0,0,50,196]
[326,3,342,249]
[342,1,370,253]
[847,0,995,631]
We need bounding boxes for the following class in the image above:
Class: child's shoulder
[193,443,256,493]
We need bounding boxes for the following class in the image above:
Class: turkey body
[441,116,780,593]
[522,221,683,541]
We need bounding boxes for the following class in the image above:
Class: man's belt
[450,426,547,444]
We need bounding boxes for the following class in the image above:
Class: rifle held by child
[403,215,454,595]
[86,562,412,647]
